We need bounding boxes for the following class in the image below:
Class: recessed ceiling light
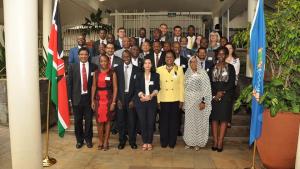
[99,0,105,2]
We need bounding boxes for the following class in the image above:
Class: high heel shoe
[103,144,109,151]
[217,147,223,152]
[147,144,153,151]
[97,145,103,150]
[142,144,147,151]
[211,146,217,151]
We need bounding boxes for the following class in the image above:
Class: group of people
[67,23,241,152]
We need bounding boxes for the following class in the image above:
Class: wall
[229,10,248,28]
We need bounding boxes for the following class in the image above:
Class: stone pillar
[246,0,258,77]
[43,0,52,60]
[3,0,42,168]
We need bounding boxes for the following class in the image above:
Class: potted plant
[81,8,112,48]
[233,0,300,168]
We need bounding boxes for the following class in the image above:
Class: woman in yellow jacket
[157,50,185,148]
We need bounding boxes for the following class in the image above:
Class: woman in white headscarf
[183,56,212,151]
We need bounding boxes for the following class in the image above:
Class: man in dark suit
[91,43,106,66]
[135,27,147,47]
[115,50,140,150]
[172,42,188,137]
[149,41,165,69]
[171,25,183,43]
[172,42,188,73]
[106,43,123,69]
[150,28,162,46]
[68,35,93,64]
[115,27,126,50]
[139,41,152,59]
[197,47,214,73]
[180,37,194,59]
[92,29,107,56]
[130,45,143,70]
[67,47,97,149]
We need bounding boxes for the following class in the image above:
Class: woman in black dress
[209,47,236,152]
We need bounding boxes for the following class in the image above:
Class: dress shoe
[86,142,93,148]
[211,146,217,151]
[111,129,118,135]
[130,143,137,149]
[76,142,83,149]
[118,143,125,150]
[217,147,223,152]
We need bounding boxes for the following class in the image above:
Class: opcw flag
[249,0,266,145]
[46,0,70,137]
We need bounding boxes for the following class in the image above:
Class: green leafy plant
[82,8,112,34]
[233,0,300,116]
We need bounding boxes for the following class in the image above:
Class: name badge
[222,71,228,76]
[91,72,95,76]
[206,68,210,72]
[134,74,136,79]
[187,54,191,58]
[105,76,110,80]
[149,81,154,85]
[113,64,118,67]
[207,57,213,61]
[181,65,186,68]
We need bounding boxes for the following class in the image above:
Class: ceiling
[101,0,214,12]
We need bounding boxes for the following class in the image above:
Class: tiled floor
[0,125,264,169]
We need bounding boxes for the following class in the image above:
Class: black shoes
[86,142,93,148]
[211,146,217,151]
[130,143,138,149]
[76,142,84,149]
[118,143,125,150]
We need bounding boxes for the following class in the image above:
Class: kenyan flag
[46,0,70,137]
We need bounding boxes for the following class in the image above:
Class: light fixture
[99,0,105,2]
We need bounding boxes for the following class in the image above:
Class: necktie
[82,63,88,92]
[201,62,204,69]
[124,65,129,91]
[155,53,159,67]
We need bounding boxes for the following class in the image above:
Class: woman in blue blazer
[134,56,160,151]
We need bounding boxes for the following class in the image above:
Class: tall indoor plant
[233,0,300,168]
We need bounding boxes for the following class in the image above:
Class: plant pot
[257,109,300,169]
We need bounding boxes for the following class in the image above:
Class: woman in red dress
[91,55,117,151]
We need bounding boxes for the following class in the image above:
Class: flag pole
[245,140,257,169]
[43,80,57,167]
[251,140,257,169]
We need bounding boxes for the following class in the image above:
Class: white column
[43,0,52,60]
[213,17,219,30]
[3,0,42,168]
[246,0,258,77]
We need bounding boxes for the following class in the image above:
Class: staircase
[54,110,250,144]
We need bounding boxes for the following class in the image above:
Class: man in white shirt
[160,23,170,42]
[139,41,151,59]
[67,47,97,149]
[186,25,196,50]
[130,45,143,69]
[136,28,147,47]
[115,27,126,50]
[172,25,182,43]
[106,43,123,69]
[92,29,107,56]
[115,50,139,150]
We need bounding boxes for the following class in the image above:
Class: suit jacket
[134,72,160,108]
[68,47,93,64]
[67,62,97,106]
[160,32,172,43]
[92,39,107,56]
[131,57,144,70]
[147,52,166,69]
[156,65,184,103]
[204,60,214,73]
[180,47,194,59]
[177,55,188,73]
[135,37,148,47]
[138,52,151,60]
[110,55,123,69]
[114,39,122,51]
[115,64,140,103]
